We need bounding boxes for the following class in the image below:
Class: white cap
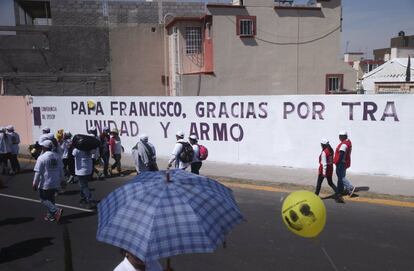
[64,131,71,135]
[339,130,348,136]
[176,131,184,138]
[6,125,14,131]
[320,138,329,145]
[103,126,110,132]
[139,134,148,141]
[42,127,50,133]
[41,139,53,149]
[189,135,198,141]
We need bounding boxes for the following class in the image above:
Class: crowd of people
[2,125,207,222]
[315,130,356,202]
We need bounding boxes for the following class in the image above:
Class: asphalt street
[1,160,414,271]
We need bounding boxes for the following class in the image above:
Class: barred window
[236,16,256,37]
[328,77,340,92]
[185,27,202,55]
[239,20,253,36]
[325,74,344,93]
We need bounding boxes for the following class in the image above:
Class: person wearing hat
[88,127,102,179]
[109,128,123,176]
[188,135,202,175]
[7,125,21,174]
[61,131,75,183]
[38,127,51,144]
[72,146,95,207]
[334,130,356,196]
[167,131,192,170]
[132,134,157,174]
[0,127,10,175]
[32,140,64,222]
[315,139,343,202]
[99,126,111,177]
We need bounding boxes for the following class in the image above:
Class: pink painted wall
[0,96,33,145]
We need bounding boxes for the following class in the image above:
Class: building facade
[166,0,357,96]
[1,0,356,96]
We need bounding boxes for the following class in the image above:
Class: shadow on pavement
[0,217,35,227]
[59,188,95,196]
[60,211,96,224]
[0,237,54,264]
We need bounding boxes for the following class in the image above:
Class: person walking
[167,131,192,170]
[334,130,356,196]
[0,127,10,175]
[109,128,123,176]
[7,125,21,174]
[189,135,202,175]
[72,147,95,207]
[132,134,157,174]
[114,249,162,271]
[100,127,110,178]
[315,139,344,202]
[61,131,75,183]
[88,127,102,179]
[32,140,64,222]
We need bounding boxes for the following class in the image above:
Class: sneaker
[67,176,75,184]
[54,208,64,222]
[335,195,345,203]
[349,187,356,196]
[44,215,56,222]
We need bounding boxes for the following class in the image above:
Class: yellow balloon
[87,100,95,109]
[281,190,326,238]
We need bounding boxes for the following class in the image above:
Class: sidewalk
[21,146,414,197]
[121,154,414,197]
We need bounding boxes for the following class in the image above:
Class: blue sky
[341,0,414,58]
[290,0,414,58]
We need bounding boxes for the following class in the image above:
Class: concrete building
[1,0,356,96]
[361,58,413,94]
[374,32,414,62]
[0,0,204,96]
[344,52,383,91]
[165,0,357,95]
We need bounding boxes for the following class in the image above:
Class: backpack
[198,144,208,160]
[179,142,194,163]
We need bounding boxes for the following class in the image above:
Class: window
[16,1,52,26]
[185,27,202,55]
[325,74,344,93]
[236,16,256,37]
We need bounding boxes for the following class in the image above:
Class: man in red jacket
[334,130,355,196]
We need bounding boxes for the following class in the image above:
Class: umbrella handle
[164,258,174,271]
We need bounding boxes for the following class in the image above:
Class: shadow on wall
[241,38,258,46]
[0,237,54,264]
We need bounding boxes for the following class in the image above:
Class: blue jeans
[336,164,346,194]
[77,175,92,202]
[39,189,58,217]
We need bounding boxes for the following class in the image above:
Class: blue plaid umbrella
[96,169,244,261]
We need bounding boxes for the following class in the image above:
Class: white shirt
[191,144,201,163]
[72,148,92,176]
[168,139,190,169]
[61,139,71,159]
[7,131,20,154]
[339,143,348,152]
[0,133,8,154]
[113,257,162,271]
[33,151,64,189]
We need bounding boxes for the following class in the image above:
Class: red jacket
[319,147,333,176]
[334,139,352,168]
